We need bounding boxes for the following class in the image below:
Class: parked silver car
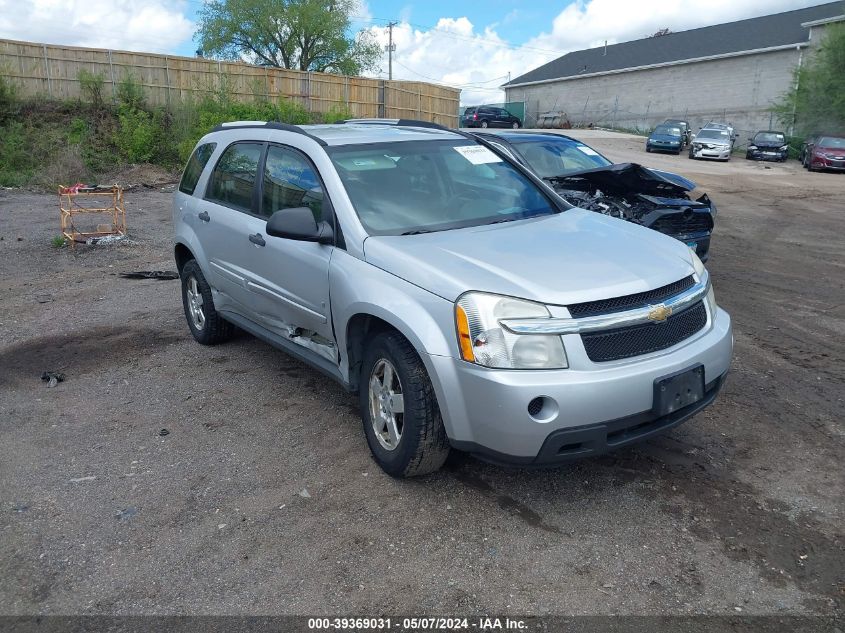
[173,120,733,477]
[689,128,733,161]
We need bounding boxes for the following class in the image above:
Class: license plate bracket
[653,364,705,416]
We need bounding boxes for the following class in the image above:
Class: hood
[752,139,786,148]
[546,162,695,196]
[649,133,682,142]
[695,137,731,147]
[363,209,695,305]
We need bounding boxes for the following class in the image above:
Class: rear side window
[261,145,324,221]
[206,142,263,212]
[179,143,216,195]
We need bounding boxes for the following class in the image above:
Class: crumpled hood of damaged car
[548,162,696,196]
[363,209,695,305]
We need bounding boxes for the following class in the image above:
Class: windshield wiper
[400,228,434,235]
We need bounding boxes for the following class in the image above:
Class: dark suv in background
[462,106,522,129]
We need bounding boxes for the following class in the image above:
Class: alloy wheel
[185,275,206,331]
[368,358,405,451]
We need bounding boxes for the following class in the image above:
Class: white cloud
[364,0,820,106]
[0,0,194,53]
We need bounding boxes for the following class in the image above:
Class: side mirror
[266,207,333,245]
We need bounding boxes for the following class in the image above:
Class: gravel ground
[0,131,843,617]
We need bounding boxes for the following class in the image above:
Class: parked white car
[689,128,733,161]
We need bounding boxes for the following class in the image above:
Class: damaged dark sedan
[474,131,716,261]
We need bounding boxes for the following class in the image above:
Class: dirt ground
[0,131,843,618]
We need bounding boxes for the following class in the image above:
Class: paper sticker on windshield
[577,145,600,156]
[454,145,503,165]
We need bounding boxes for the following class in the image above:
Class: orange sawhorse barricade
[58,184,127,246]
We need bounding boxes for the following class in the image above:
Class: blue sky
[169,0,567,58]
[0,0,824,104]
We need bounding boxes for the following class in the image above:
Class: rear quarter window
[179,143,217,195]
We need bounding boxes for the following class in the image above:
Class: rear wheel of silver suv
[180,259,234,345]
[359,332,450,477]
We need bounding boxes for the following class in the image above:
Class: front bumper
[690,146,731,160]
[429,306,732,463]
[810,156,845,170]
[647,142,681,153]
[668,231,711,261]
[746,148,787,161]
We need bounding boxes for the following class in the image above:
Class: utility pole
[386,22,397,80]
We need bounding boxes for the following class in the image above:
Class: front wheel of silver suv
[359,332,450,477]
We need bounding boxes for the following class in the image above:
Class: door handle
[198,211,210,222]
[249,233,266,247]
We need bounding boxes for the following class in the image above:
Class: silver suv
[173,120,733,477]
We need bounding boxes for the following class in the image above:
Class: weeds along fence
[0,38,460,126]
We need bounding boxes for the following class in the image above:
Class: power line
[392,61,506,91]
[356,15,567,56]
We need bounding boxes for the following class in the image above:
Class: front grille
[581,301,707,362]
[649,212,713,234]
[568,276,695,318]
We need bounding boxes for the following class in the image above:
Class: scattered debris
[158,428,170,437]
[85,234,126,245]
[13,504,30,513]
[218,523,227,529]
[115,507,138,520]
[119,270,179,280]
[69,475,96,483]
[40,371,65,387]
[35,294,53,303]
[299,488,311,498]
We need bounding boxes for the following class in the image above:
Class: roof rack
[335,118,452,131]
[211,121,327,146]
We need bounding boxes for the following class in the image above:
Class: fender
[330,250,461,434]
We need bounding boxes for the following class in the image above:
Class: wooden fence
[0,38,461,127]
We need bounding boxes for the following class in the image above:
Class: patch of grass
[51,236,67,248]
[0,77,376,188]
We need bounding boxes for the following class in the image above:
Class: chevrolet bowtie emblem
[648,304,672,322]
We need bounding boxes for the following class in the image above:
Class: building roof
[505,2,845,88]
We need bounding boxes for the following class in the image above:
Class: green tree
[195,0,382,75]
[774,23,845,135]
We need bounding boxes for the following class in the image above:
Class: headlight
[748,145,757,150]
[693,143,702,150]
[455,292,567,369]
[780,145,789,151]
[689,248,717,316]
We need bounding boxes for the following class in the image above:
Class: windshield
[819,137,845,148]
[508,138,611,178]
[653,125,681,136]
[755,132,785,143]
[329,140,558,235]
[697,129,730,141]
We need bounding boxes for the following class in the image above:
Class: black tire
[180,259,234,345]
[359,331,450,477]
[480,120,489,129]
[646,146,652,153]
[511,121,520,129]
